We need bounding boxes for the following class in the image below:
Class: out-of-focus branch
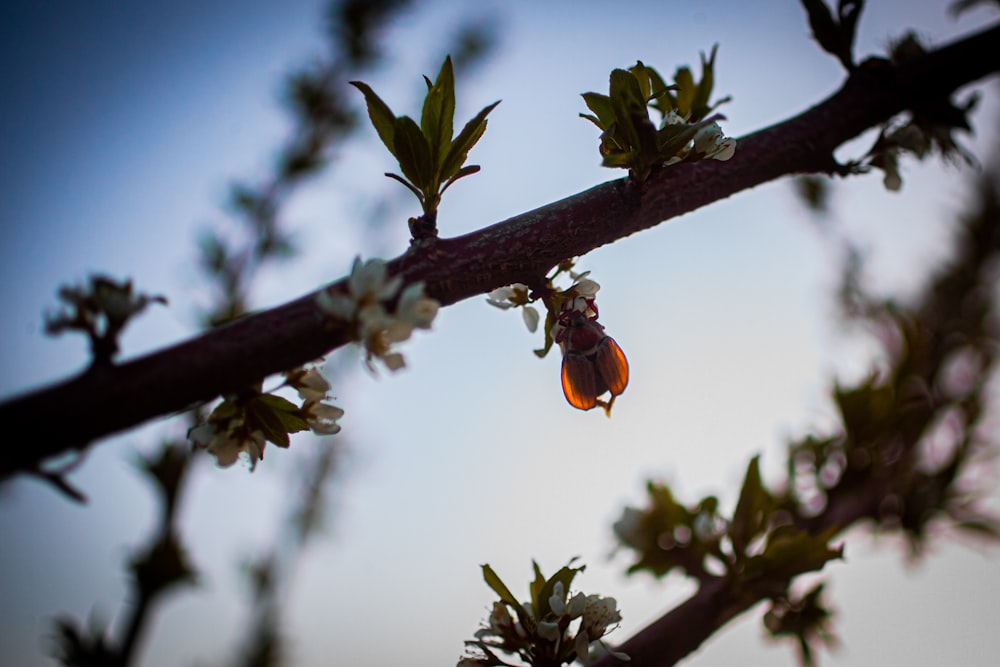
[1,22,998,479]
[591,106,1000,667]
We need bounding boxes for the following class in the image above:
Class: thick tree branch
[1,22,998,479]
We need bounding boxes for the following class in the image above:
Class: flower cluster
[486,262,602,353]
[45,275,167,364]
[317,256,439,371]
[189,366,344,470]
[485,283,540,332]
[460,562,627,667]
[661,112,737,166]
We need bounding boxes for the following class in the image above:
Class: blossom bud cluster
[189,366,344,470]
[485,283,540,332]
[284,366,345,435]
[486,272,600,337]
[45,275,167,363]
[317,256,439,371]
[462,579,627,666]
[188,398,268,469]
[661,111,737,166]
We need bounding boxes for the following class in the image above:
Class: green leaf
[800,0,862,70]
[350,80,397,155]
[581,92,614,129]
[628,61,654,101]
[482,564,531,630]
[246,399,290,448]
[833,374,895,440]
[535,562,584,620]
[673,66,696,117]
[656,118,710,162]
[529,561,547,613]
[757,526,843,580]
[692,45,718,120]
[420,56,456,171]
[257,394,310,433]
[440,164,481,195]
[483,564,521,607]
[731,455,771,556]
[440,100,500,183]
[646,67,676,115]
[392,116,434,196]
[533,311,556,358]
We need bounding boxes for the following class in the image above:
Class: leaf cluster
[475,562,585,664]
[864,32,979,191]
[763,583,837,667]
[44,275,167,366]
[351,56,500,226]
[615,458,843,588]
[580,52,730,181]
[801,0,863,71]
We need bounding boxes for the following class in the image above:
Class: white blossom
[581,595,622,639]
[317,256,439,372]
[549,581,567,616]
[397,281,439,330]
[693,122,737,161]
[285,367,330,401]
[485,283,529,309]
[567,592,587,619]
[304,401,345,435]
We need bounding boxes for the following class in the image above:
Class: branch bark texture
[1,22,998,478]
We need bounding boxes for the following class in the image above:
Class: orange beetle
[555,309,629,413]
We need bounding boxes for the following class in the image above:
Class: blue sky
[1,1,999,666]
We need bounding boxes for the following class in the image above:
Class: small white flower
[397,282,439,330]
[285,367,330,401]
[581,595,622,639]
[572,279,600,298]
[660,110,687,128]
[208,433,243,468]
[347,256,402,303]
[304,401,345,435]
[244,431,266,469]
[317,256,403,323]
[485,285,517,308]
[318,257,438,373]
[485,283,531,308]
[693,122,737,161]
[567,592,587,619]
[549,581,566,616]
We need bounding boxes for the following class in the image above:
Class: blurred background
[1,0,998,665]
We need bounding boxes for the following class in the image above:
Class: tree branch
[2,22,998,479]
[590,94,1000,667]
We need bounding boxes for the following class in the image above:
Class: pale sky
[1,1,999,666]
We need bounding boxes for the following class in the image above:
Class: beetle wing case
[596,336,629,396]
[561,351,598,410]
